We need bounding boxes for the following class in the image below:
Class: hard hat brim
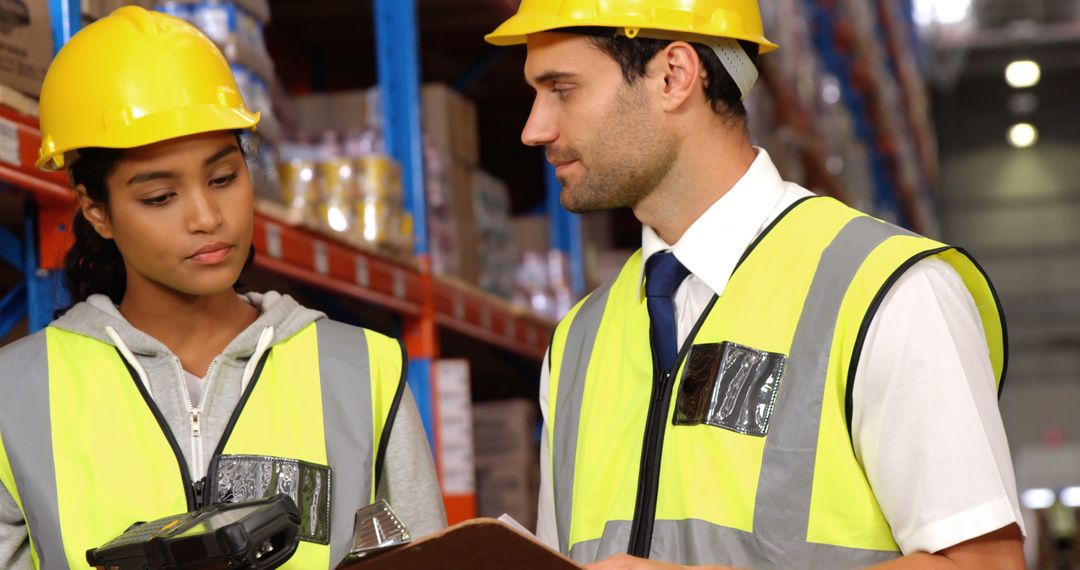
[37,105,260,171]
[484,14,779,53]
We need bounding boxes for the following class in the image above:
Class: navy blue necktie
[645,251,691,374]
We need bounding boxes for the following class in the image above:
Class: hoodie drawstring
[241,326,274,396]
[106,325,154,399]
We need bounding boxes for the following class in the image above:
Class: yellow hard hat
[484,0,778,52]
[36,6,260,171]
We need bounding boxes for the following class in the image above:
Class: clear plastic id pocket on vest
[673,342,787,436]
[208,454,332,545]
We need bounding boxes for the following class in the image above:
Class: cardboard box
[435,359,476,497]
[422,83,479,166]
[472,399,539,469]
[0,0,53,97]
[449,161,479,284]
[291,93,333,134]
[475,463,540,532]
[329,90,368,131]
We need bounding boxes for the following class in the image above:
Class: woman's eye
[210,172,239,187]
[140,193,173,206]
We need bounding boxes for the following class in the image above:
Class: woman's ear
[75,184,114,240]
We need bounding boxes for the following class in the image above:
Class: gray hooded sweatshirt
[0,291,445,568]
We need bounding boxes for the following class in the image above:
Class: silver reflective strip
[571,519,900,569]
[710,38,758,100]
[553,280,616,554]
[0,332,68,567]
[752,216,904,563]
[316,320,374,568]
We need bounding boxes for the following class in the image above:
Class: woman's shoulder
[0,328,50,393]
[313,318,404,359]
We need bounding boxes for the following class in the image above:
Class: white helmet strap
[709,38,758,101]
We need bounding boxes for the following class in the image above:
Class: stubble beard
[554,82,678,214]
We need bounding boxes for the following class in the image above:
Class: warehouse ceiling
[922,0,1080,83]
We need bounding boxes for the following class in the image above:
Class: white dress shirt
[536,148,1024,556]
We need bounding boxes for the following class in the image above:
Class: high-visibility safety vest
[547,197,1006,568]
[0,319,405,569]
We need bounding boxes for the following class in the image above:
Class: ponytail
[63,147,126,305]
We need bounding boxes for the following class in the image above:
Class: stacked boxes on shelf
[422,83,516,298]
[472,399,541,531]
[279,89,412,255]
[153,0,283,206]
[434,359,477,522]
[472,170,514,299]
[277,150,414,255]
[283,83,518,295]
[421,83,480,283]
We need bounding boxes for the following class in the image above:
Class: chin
[173,269,245,297]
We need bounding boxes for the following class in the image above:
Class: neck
[118,276,258,359]
[632,121,757,245]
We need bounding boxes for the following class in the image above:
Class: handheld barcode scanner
[86,495,300,569]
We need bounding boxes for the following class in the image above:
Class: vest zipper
[626,296,720,558]
[626,354,676,557]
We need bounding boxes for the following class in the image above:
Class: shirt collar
[639,148,788,300]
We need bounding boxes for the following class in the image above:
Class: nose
[186,187,224,234]
[521,96,558,147]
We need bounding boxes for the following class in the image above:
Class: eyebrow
[125,145,240,186]
[203,145,239,167]
[529,71,578,87]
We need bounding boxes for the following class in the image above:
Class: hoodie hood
[51,291,325,359]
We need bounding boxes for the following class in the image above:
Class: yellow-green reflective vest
[0,319,405,569]
[547,197,1006,568]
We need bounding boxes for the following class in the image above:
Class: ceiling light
[1008,123,1038,148]
[1021,488,1056,509]
[913,0,972,27]
[1006,60,1041,88]
[1061,487,1080,508]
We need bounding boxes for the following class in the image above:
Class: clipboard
[337,518,584,569]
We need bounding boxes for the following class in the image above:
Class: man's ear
[75,184,113,240]
[651,41,703,112]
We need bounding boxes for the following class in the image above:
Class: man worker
[484,1,1025,569]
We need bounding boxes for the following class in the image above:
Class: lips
[188,241,233,265]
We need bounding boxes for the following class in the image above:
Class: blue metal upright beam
[372,0,439,445]
[374,0,428,257]
[49,0,81,53]
[0,224,26,338]
[545,162,586,296]
[11,0,82,334]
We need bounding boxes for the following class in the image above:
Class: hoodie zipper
[176,356,220,480]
